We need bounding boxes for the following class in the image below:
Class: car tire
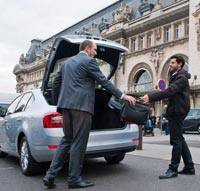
[19,137,39,176]
[197,125,200,134]
[104,153,125,164]
[0,150,8,158]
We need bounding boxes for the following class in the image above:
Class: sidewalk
[129,128,200,165]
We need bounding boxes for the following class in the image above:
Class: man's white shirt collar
[80,51,88,56]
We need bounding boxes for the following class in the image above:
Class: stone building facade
[13,0,200,117]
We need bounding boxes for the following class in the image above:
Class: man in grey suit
[43,40,136,189]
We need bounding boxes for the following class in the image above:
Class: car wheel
[197,125,200,134]
[19,137,38,175]
[104,153,125,164]
[0,150,8,158]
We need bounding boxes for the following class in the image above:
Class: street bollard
[137,125,143,150]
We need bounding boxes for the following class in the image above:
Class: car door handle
[16,118,22,121]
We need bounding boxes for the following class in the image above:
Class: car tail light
[48,145,58,149]
[132,138,139,142]
[43,112,63,128]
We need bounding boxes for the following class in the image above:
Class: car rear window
[47,58,113,89]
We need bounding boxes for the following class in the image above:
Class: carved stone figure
[113,1,132,23]
[196,23,200,51]
[155,27,162,40]
[19,53,26,65]
[193,3,200,51]
[154,0,162,10]
[149,48,164,73]
[16,75,24,83]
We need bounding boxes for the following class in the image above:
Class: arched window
[133,69,153,92]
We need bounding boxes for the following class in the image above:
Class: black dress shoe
[68,180,95,189]
[43,176,56,189]
[159,169,178,179]
[178,168,195,175]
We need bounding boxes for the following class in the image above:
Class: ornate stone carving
[112,1,132,23]
[19,53,26,65]
[149,48,164,73]
[16,75,24,83]
[193,3,200,51]
[196,22,200,51]
[153,0,162,10]
[155,27,162,40]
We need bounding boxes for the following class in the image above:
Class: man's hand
[122,94,136,105]
[139,94,149,104]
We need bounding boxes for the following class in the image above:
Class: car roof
[59,35,128,52]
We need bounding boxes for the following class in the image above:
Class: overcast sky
[0,0,117,93]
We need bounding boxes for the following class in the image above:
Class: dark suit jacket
[149,69,191,120]
[53,52,123,115]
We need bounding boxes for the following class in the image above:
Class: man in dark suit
[140,55,195,179]
[43,40,136,189]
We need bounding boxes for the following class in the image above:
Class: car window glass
[47,58,113,89]
[196,110,200,115]
[15,93,33,113]
[6,95,23,115]
[96,58,113,77]
[0,103,9,117]
[25,95,34,111]
[48,59,64,89]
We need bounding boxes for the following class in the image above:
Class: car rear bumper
[31,124,139,162]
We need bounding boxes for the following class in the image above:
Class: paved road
[0,129,199,191]
[0,154,199,191]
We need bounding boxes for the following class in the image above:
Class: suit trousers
[168,118,194,171]
[45,109,92,183]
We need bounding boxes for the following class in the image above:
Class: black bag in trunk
[121,101,150,125]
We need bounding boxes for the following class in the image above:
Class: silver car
[0,35,139,175]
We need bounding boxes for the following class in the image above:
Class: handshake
[139,94,149,104]
[122,94,150,105]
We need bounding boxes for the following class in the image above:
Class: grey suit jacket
[55,52,123,115]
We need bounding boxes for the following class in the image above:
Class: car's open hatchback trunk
[42,35,128,130]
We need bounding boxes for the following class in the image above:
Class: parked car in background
[0,93,19,126]
[0,35,139,176]
[0,92,19,117]
[183,108,200,133]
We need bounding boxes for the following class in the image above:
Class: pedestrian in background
[140,55,195,179]
[43,40,136,189]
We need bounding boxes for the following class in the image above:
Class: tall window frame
[132,37,138,52]
[184,19,189,36]
[138,35,145,50]
[174,22,182,39]
[147,32,154,48]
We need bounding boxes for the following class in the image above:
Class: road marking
[0,167,14,170]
